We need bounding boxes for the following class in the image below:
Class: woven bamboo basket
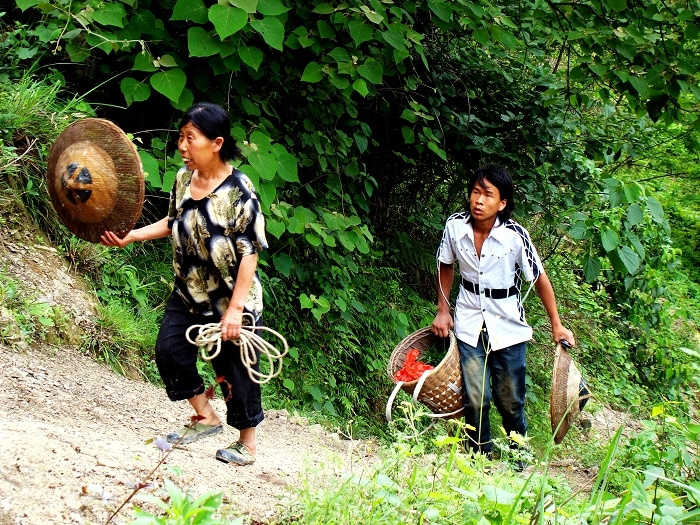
[386,327,465,420]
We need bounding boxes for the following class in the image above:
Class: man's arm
[534,272,576,346]
[432,262,455,338]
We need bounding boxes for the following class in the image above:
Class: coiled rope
[185,314,289,384]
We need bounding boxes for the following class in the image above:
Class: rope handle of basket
[385,368,464,423]
[185,313,289,385]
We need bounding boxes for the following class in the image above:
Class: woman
[101,102,268,466]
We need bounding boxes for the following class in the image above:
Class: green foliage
[11,0,700,327]
[0,71,94,243]
[264,264,434,428]
[279,404,700,525]
[0,265,59,346]
[129,478,243,525]
[580,406,700,524]
[281,434,563,525]
[82,299,160,382]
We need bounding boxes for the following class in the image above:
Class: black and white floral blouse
[167,166,268,319]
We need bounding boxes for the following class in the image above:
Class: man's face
[469,178,507,223]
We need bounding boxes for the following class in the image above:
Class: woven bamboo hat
[47,118,144,243]
[550,343,591,444]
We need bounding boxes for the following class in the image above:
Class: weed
[82,300,160,382]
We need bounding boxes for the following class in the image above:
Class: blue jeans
[458,331,527,454]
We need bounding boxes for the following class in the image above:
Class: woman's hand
[220,305,244,341]
[100,230,132,248]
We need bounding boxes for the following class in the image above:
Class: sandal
[215,441,256,465]
[166,422,223,444]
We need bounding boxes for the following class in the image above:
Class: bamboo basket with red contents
[385,327,465,422]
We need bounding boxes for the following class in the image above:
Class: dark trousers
[458,330,527,454]
[155,292,264,430]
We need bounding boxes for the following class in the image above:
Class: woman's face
[178,122,222,171]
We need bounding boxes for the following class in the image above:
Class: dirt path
[0,343,374,525]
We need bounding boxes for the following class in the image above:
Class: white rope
[185,314,289,384]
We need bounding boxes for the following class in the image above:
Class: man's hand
[552,323,575,347]
[432,310,454,338]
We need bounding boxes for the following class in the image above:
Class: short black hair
[179,102,241,162]
[468,163,515,222]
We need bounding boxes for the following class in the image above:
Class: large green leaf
[248,150,277,181]
[357,58,383,84]
[138,150,161,188]
[150,68,187,102]
[132,52,157,72]
[257,180,276,209]
[305,233,322,247]
[569,221,589,240]
[617,246,640,274]
[171,0,208,23]
[608,0,627,12]
[266,218,286,239]
[353,78,369,97]
[601,229,620,252]
[428,0,453,22]
[348,20,373,46]
[382,28,406,51]
[92,3,126,27]
[257,0,289,16]
[250,17,285,51]
[208,4,248,39]
[129,9,159,35]
[239,46,264,70]
[272,252,294,277]
[66,42,90,62]
[301,62,324,82]
[276,152,299,182]
[646,197,665,223]
[623,182,642,203]
[628,76,648,98]
[626,203,644,226]
[583,254,602,282]
[120,77,151,106]
[16,0,41,11]
[231,0,258,14]
[187,27,221,57]
[172,86,194,111]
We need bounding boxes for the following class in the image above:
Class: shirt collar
[462,214,507,244]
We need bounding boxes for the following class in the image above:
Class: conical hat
[550,343,590,444]
[47,118,144,243]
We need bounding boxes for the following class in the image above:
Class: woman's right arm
[100,217,172,248]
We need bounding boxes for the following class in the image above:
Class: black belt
[461,277,518,299]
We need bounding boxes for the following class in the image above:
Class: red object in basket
[394,348,434,382]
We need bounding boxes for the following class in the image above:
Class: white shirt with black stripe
[437,213,543,350]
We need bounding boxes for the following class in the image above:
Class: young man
[432,164,575,460]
